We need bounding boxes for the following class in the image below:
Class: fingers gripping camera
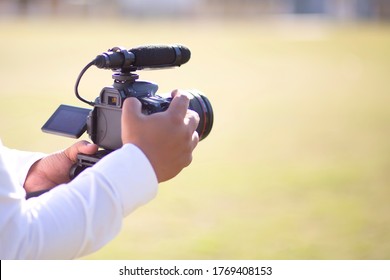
[90,85,213,150]
[41,45,213,178]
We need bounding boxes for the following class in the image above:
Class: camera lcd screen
[41,104,91,138]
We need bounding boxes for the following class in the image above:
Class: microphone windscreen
[129,45,190,68]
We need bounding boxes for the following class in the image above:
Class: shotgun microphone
[94,44,191,70]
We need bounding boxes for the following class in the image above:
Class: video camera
[42,45,213,179]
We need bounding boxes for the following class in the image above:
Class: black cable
[74,60,96,106]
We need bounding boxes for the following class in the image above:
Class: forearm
[0,144,158,259]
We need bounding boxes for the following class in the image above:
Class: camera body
[88,75,170,150]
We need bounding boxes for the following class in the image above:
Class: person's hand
[121,90,200,182]
[23,141,99,193]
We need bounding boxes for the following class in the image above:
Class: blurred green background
[1,1,390,259]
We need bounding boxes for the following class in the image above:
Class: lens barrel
[186,90,214,141]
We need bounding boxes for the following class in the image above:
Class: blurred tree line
[1,0,390,20]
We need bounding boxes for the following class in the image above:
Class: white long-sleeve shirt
[0,140,158,259]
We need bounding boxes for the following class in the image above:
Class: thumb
[64,140,98,163]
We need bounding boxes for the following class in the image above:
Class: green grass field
[0,18,389,259]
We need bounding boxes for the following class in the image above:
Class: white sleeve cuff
[89,144,158,216]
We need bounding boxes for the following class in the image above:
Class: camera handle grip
[69,150,113,180]
[25,189,50,199]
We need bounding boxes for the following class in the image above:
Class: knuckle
[181,93,190,102]
[189,110,200,121]
[194,112,200,123]
[187,110,200,127]
[185,127,193,141]
[177,94,190,108]
[183,154,193,168]
[193,131,200,145]
[175,90,189,100]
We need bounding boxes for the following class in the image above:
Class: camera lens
[186,90,214,141]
